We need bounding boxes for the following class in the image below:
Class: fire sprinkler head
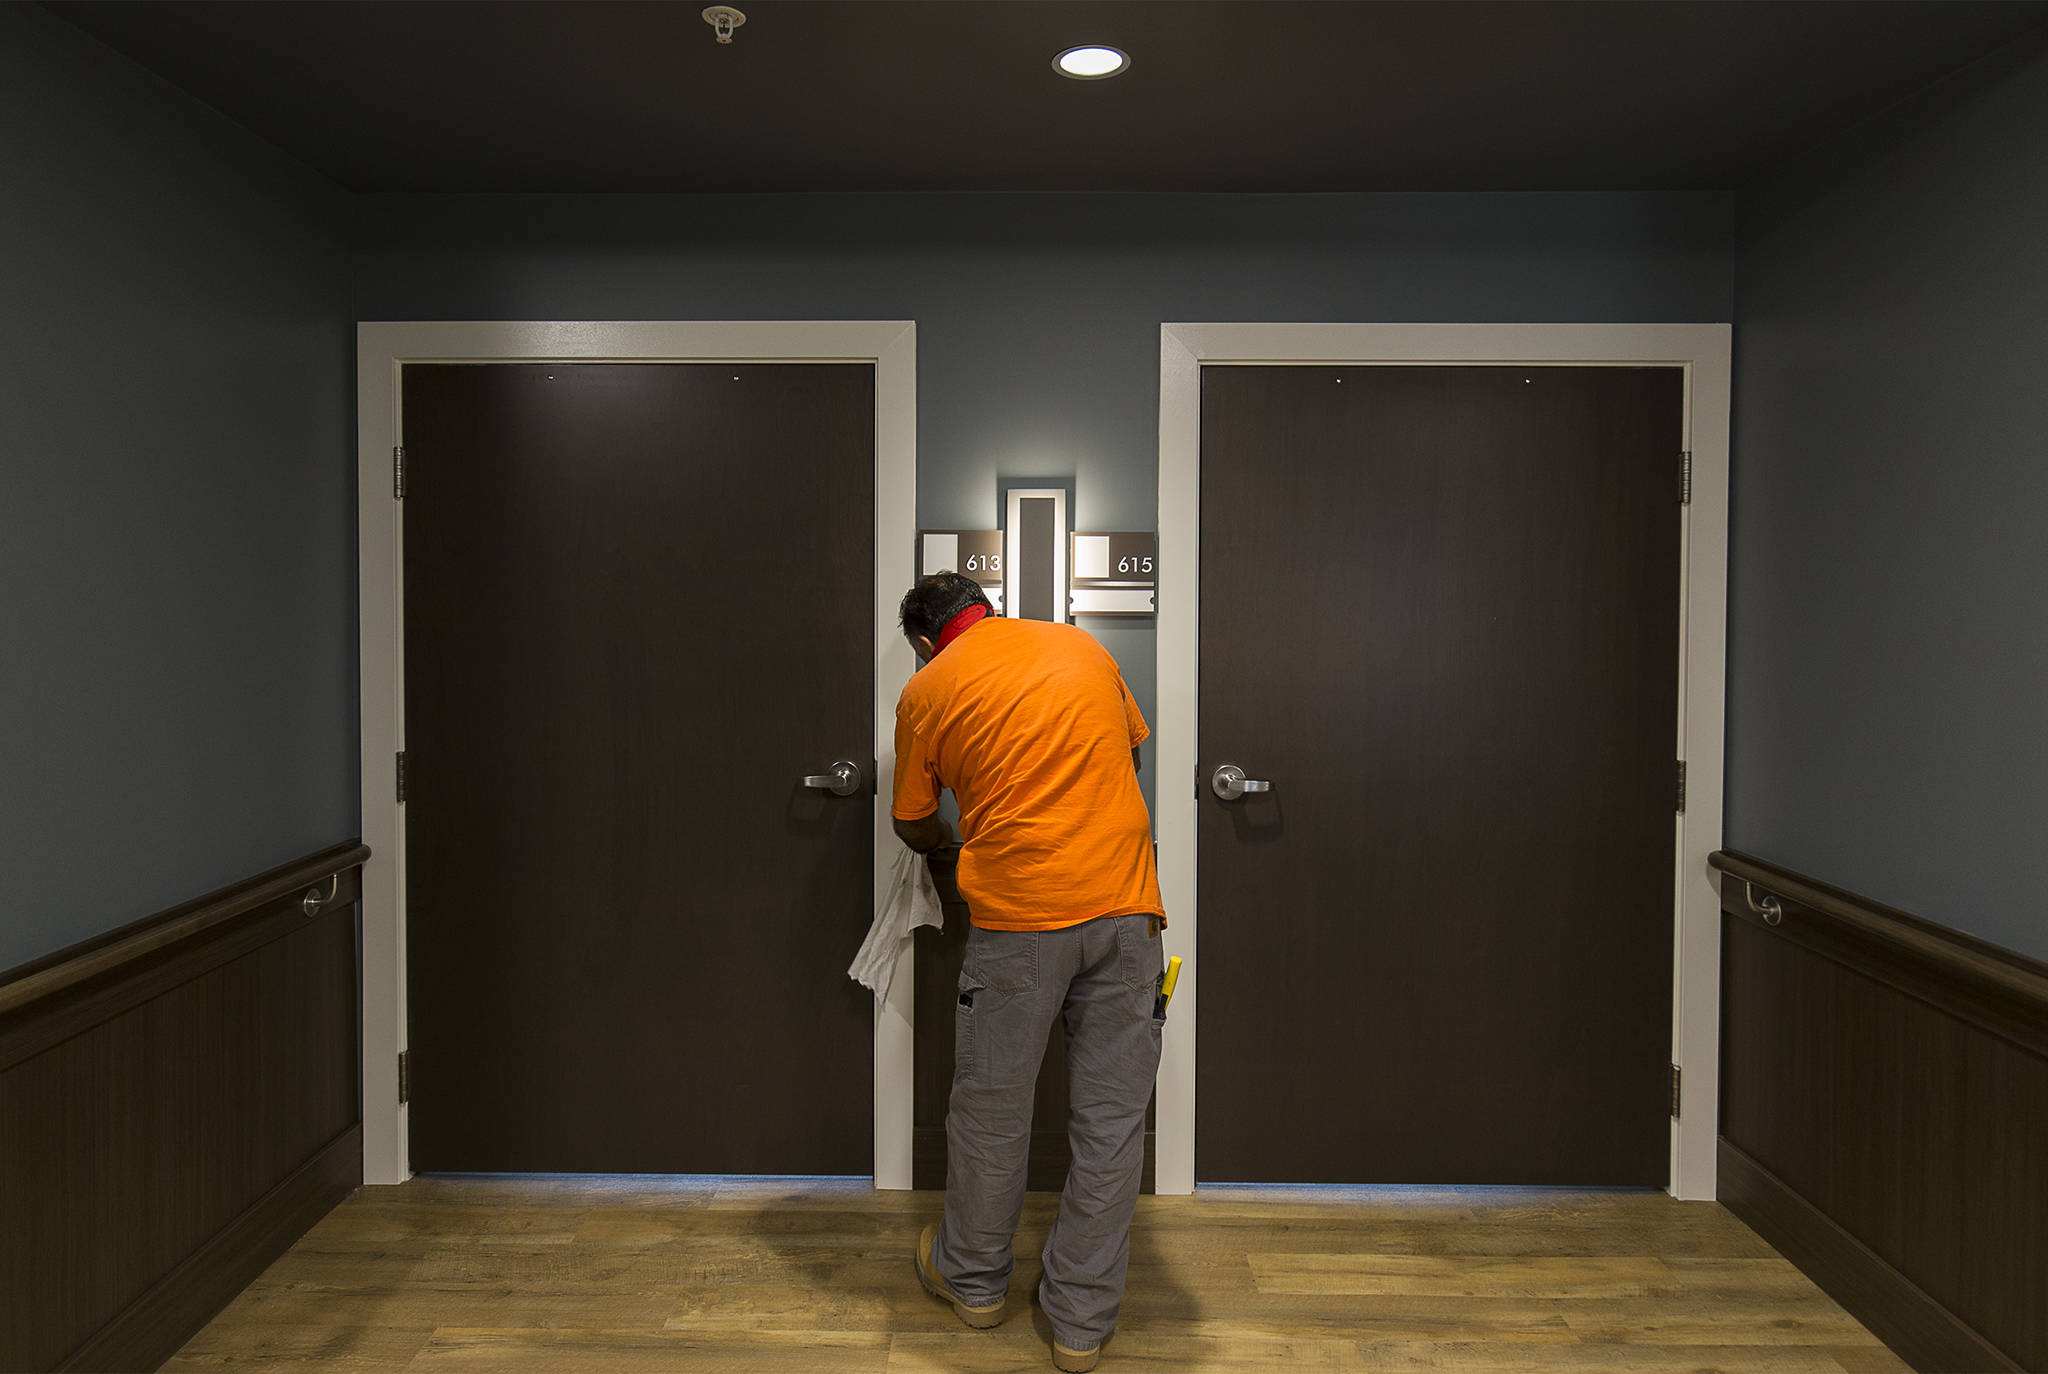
[702,6,746,44]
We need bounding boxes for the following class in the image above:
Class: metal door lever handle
[802,760,865,797]
[1212,764,1272,801]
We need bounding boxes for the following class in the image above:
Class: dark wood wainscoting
[913,849,1155,1193]
[1713,850,2048,1374]
[0,842,368,1373]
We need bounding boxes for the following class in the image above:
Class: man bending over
[893,571,1166,1374]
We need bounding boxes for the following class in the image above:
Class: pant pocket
[1115,915,1165,994]
[954,970,987,1081]
[963,924,1039,995]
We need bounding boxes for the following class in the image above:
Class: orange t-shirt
[893,617,1164,931]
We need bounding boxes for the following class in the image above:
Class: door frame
[356,321,918,1187]
[1154,323,1731,1200]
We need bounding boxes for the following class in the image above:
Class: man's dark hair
[899,571,994,642]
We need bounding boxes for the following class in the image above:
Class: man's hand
[893,813,954,853]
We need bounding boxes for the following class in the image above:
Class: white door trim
[1154,323,1731,1200]
[356,320,919,1187]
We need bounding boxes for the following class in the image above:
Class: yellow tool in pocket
[1153,955,1183,1019]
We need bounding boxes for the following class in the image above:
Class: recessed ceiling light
[1054,45,1130,80]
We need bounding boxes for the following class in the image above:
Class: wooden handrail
[1709,849,2048,1011]
[0,842,369,1016]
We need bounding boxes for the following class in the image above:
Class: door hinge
[1680,450,1693,507]
[396,751,409,805]
[1670,1063,1682,1118]
[393,445,407,500]
[398,1049,411,1104]
[1675,760,1687,814]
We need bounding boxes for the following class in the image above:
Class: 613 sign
[917,530,1004,586]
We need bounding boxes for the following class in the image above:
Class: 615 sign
[1070,532,1158,617]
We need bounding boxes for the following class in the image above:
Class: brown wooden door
[402,362,875,1173]
[1197,364,1681,1185]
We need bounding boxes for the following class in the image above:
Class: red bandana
[934,604,991,656]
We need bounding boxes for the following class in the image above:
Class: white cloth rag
[849,846,945,1003]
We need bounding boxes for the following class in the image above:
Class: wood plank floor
[163,1177,1911,1372]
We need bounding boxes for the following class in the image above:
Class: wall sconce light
[1004,486,1069,623]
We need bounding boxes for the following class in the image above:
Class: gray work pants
[931,914,1165,1350]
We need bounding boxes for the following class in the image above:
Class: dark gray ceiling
[43,0,2048,193]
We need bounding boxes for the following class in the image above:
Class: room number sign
[1070,532,1158,617]
[918,531,1003,585]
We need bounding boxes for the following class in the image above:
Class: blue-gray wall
[354,190,1733,817]
[37,0,2045,973]
[354,192,1732,538]
[1728,30,2048,960]
[0,6,356,971]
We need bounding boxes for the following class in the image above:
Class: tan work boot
[915,1223,1005,1329]
[1052,1336,1102,1371]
